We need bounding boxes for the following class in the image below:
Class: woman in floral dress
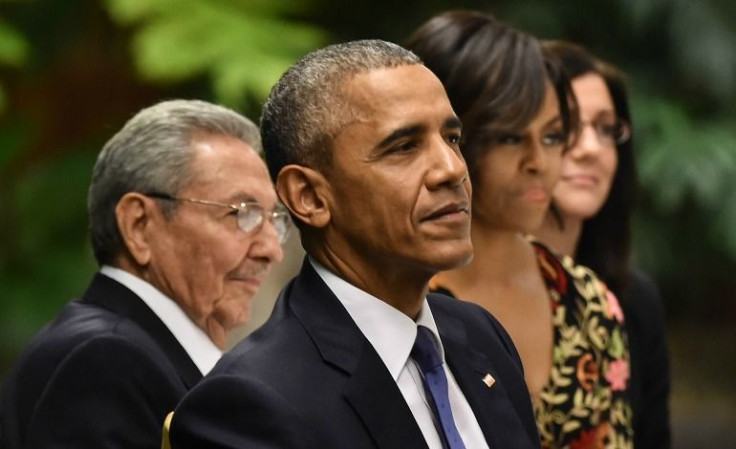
[406,10,633,448]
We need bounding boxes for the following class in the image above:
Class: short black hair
[260,39,421,184]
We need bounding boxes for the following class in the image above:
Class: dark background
[1,1,734,447]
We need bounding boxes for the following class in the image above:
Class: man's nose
[426,139,468,189]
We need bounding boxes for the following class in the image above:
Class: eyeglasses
[578,116,631,146]
[145,192,292,244]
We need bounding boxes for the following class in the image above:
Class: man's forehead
[340,64,456,128]
[186,135,275,200]
[344,64,437,99]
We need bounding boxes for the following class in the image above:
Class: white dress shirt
[311,258,490,449]
[100,266,222,375]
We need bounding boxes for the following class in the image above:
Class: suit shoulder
[214,312,309,374]
[3,329,183,449]
[171,372,320,448]
[12,316,173,388]
[5,301,175,400]
[17,301,156,362]
[428,292,505,330]
[428,292,518,353]
[429,293,527,375]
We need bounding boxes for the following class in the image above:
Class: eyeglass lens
[236,204,290,243]
[582,117,630,146]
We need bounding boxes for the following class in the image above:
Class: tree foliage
[104,0,328,106]
[0,17,28,111]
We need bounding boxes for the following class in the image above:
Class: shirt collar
[99,266,223,375]
[309,257,445,381]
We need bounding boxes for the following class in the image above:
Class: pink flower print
[606,289,624,323]
[606,358,629,391]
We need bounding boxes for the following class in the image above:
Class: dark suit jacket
[0,273,202,449]
[170,259,541,448]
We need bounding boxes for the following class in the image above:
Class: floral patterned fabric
[531,241,633,449]
[431,241,633,448]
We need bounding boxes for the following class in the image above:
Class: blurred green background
[1,1,734,447]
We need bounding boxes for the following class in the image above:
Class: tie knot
[411,326,443,374]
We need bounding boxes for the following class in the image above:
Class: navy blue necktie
[411,326,467,449]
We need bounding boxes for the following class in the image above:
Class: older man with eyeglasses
[0,99,287,449]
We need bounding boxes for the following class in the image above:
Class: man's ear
[276,165,331,229]
[115,193,158,266]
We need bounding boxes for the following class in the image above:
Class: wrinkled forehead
[337,64,452,125]
[187,134,278,206]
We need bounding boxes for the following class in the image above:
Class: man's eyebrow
[376,124,427,149]
[226,192,258,204]
[443,116,463,131]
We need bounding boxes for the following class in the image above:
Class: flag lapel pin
[482,373,496,389]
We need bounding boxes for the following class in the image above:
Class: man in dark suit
[170,40,541,448]
[0,100,288,448]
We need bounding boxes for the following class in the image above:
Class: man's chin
[215,296,253,328]
[430,243,474,272]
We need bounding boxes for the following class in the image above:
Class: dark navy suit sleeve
[20,336,180,449]
[170,374,318,449]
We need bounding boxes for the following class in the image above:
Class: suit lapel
[81,273,202,388]
[344,345,430,449]
[433,302,538,448]
[288,259,428,449]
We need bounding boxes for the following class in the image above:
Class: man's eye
[389,141,418,153]
[446,133,461,145]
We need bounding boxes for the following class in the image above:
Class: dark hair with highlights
[405,10,578,184]
[543,40,638,294]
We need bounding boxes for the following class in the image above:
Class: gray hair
[88,99,261,265]
[260,39,421,182]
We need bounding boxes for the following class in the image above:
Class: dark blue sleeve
[170,373,318,449]
[20,336,181,449]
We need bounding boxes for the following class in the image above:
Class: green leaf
[671,1,736,104]
[608,327,625,358]
[15,150,96,255]
[105,0,176,24]
[0,18,29,67]
[635,98,736,213]
[713,188,736,259]
[0,122,29,172]
[211,54,288,106]
[105,0,328,105]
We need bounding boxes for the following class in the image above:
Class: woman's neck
[534,212,583,257]
[432,218,535,290]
